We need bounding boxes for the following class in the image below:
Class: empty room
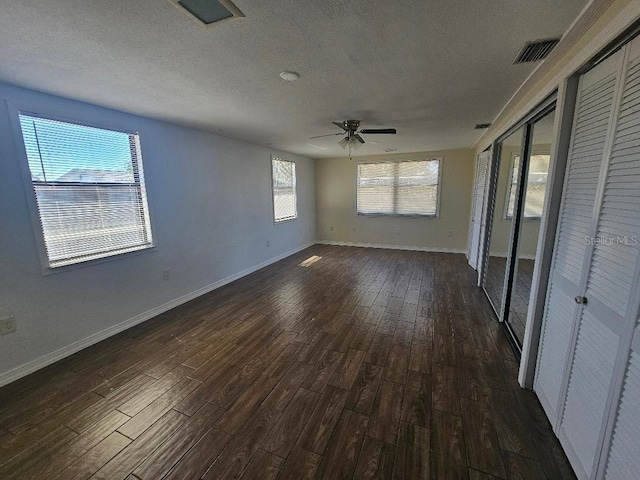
[1,0,640,479]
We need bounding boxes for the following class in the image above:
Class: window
[506,153,550,218]
[357,158,441,216]
[18,113,153,268]
[271,157,297,222]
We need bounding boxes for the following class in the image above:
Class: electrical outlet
[448,230,454,238]
[266,240,270,247]
[329,225,334,231]
[163,269,171,281]
[395,228,401,235]
[0,317,16,335]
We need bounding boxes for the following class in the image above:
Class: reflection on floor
[484,255,508,315]
[509,258,535,344]
[484,256,535,346]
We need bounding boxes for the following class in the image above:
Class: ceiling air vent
[474,123,492,130]
[513,38,560,64]
[168,0,244,26]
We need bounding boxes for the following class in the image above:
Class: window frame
[271,156,298,224]
[9,105,157,275]
[355,157,443,218]
[504,151,550,220]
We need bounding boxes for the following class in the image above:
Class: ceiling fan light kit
[310,119,397,154]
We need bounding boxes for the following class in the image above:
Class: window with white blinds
[506,153,550,218]
[271,157,297,222]
[357,158,441,216]
[18,113,153,268]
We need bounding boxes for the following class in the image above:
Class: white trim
[317,240,465,254]
[487,252,536,260]
[0,242,315,388]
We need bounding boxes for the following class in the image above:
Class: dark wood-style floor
[0,245,576,479]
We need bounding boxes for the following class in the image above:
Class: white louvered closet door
[598,37,640,480]
[535,35,640,480]
[468,150,490,270]
[604,330,640,480]
[534,49,623,425]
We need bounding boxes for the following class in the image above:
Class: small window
[271,157,297,222]
[506,153,550,218]
[18,113,154,268]
[357,158,441,216]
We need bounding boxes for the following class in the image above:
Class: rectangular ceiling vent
[474,123,492,130]
[513,38,561,64]
[168,0,244,26]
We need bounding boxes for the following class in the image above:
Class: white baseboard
[316,240,465,254]
[0,242,315,388]
[488,252,537,260]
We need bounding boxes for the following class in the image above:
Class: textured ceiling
[0,0,589,158]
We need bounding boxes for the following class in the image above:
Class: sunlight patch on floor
[298,255,322,267]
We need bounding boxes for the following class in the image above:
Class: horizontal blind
[357,158,440,216]
[272,157,297,222]
[19,114,153,267]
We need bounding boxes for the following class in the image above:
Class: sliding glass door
[482,102,556,351]
[484,128,525,317]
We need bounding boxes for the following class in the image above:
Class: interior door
[534,49,623,427]
[559,38,640,479]
[468,149,490,270]
[535,36,640,480]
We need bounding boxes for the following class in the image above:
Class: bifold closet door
[599,37,640,480]
[536,36,640,480]
[603,321,640,479]
[534,49,622,425]
[468,150,490,270]
[558,38,640,479]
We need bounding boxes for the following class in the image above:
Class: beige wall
[315,149,474,252]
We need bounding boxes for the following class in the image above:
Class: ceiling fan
[310,120,397,148]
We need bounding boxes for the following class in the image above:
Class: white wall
[0,82,315,385]
[315,149,474,252]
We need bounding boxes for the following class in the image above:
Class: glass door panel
[507,110,555,346]
[484,127,524,316]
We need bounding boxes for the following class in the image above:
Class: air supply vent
[168,0,244,26]
[474,123,492,130]
[513,38,560,64]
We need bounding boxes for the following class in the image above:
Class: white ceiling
[0,0,589,159]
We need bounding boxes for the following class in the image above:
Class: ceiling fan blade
[354,134,365,144]
[332,121,348,131]
[359,128,397,134]
[338,137,349,149]
[309,132,345,139]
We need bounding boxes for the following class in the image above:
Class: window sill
[40,244,157,276]
[274,216,298,224]
[356,213,438,218]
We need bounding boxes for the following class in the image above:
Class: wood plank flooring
[0,245,576,479]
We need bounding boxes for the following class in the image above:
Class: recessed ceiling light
[279,71,300,82]
[371,141,379,144]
